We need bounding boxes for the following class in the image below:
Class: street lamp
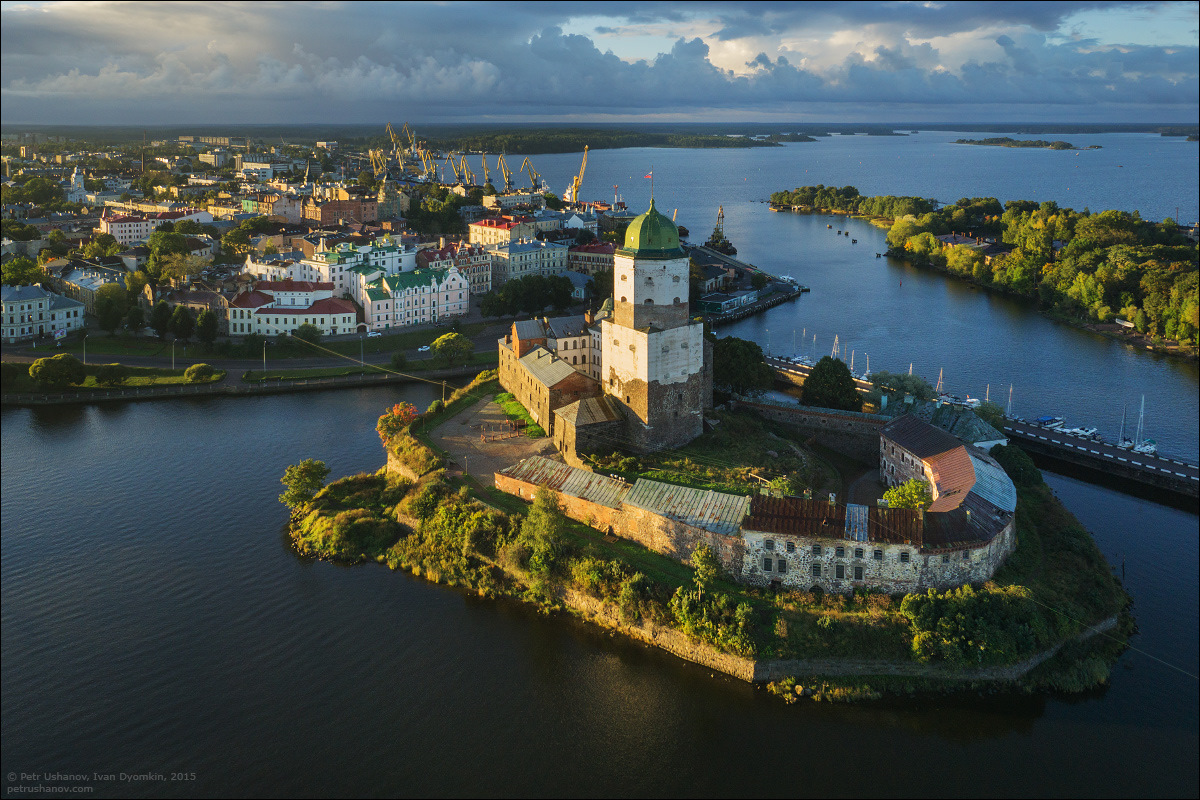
[360,334,365,376]
[171,339,176,370]
[83,334,89,365]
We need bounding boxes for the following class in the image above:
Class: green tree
[431,331,473,366]
[800,356,863,411]
[691,544,720,602]
[94,283,129,334]
[750,272,769,291]
[158,252,207,283]
[543,192,564,211]
[150,300,172,339]
[124,306,145,332]
[28,353,86,389]
[883,478,932,510]
[169,305,195,342]
[2,256,41,287]
[145,231,190,278]
[520,487,568,575]
[390,351,408,370]
[184,363,215,382]
[95,363,128,386]
[196,309,219,347]
[279,459,332,514]
[291,322,322,346]
[712,336,774,395]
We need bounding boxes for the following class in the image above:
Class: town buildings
[417,241,493,296]
[567,241,615,276]
[227,280,356,338]
[487,239,568,285]
[98,208,214,245]
[350,266,470,332]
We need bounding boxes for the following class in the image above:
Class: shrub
[184,363,215,382]
[29,353,86,389]
[95,363,129,386]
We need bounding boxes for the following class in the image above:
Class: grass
[2,361,225,392]
[241,352,499,383]
[55,335,169,357]
[321,321,491,357]
[494,392,546,437]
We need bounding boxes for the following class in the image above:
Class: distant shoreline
[954,137,1102,150]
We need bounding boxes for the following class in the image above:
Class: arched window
[620,296,626,302]
[644,298,654,304]
[673,297,681,304]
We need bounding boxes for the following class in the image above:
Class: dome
[618,199,685,259]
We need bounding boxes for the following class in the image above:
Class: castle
[498,199,712,457]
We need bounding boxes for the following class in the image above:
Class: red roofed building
[98,207,214,244]
[568,241,615,276]
[228,281,357,337]
[468,215,537,247]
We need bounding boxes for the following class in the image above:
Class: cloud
[0,1,1195,123]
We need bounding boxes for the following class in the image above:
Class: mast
[850,350,855,373]
[1007,384,1013,418]
[1136,395,1145,445]
[986,384,990,404]
[1119,402,1127,444]
[936,368,943,394]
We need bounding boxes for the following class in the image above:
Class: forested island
[770,185,1199,355]
[954,137,1100,150]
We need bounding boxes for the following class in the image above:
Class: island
[281,202,1133,702]
[954,137,1101,150]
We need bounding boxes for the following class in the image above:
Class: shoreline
[767,204,1198,363]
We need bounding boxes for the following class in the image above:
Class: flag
[644,171,653,179]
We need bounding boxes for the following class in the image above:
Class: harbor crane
[458,154,475,186]
[564,145,588,203]
[481,153,491,187]
[497,153,515,193]
[519,157,541,191]
[369,148,389,181]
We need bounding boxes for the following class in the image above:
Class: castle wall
[739,520,1016,593]
[732,399,886,463]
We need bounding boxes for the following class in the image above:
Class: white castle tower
[600,199,711,451]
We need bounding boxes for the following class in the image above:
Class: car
[367,331,382,338]
[417,345,431,352]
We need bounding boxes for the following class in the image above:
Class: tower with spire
[601,198,711,451]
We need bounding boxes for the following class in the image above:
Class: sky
[1,0,1197,125]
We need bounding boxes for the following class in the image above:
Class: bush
[184,363,215,382]
[427,399,446,414]
[29,353,86,389]
[391,352,408,370]
[95,363,129,386]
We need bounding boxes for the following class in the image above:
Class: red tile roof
[256,280,334,292]
[229,290,274,309]
[569,241,615,254]
[253,297,355,315]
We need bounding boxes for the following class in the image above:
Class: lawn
[241,352,499,382]
[56,335,169,358]
[1,361,225,392]
[494,392,545,437]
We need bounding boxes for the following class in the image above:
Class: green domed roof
[617,199,685,259]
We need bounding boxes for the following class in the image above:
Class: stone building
[600,199,712,451]
[497,320,603,436]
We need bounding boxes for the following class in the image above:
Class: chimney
[439,236,446,249]
[584,308,594,325]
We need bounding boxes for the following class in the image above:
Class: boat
[1034,416,1064,429]
[1128,395,1157,454]
[827,224,832,229]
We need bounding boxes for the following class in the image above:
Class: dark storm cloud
[0,1,1195,123]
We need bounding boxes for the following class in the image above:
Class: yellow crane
[458,154,475,186]
[564,145,587,203]
[369,148,389,181]
[481,153,491,187]
[519,157,540,191]
[444,154,461,184]
[497,153,514,193]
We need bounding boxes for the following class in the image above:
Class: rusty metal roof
[623,480,749,536]
[882,414,963,459]
[743,496,846,537]
[867,506,924,545]
[554,396,623,427]
[498,456,628,509]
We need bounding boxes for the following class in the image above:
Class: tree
[291,323,322,346]
[184,363,215,382]
[279,458,331,514]
[883,478,932,510]
[124,306,145,332]
[800,356,863,411]
[691,544,720,602]
[94,283,129,335]
[431,331,473,366]
[543,192,564,211]
[145,231,190,278]
[125,270,149,300]
[750,272,769,291]
[158,252,207,283]
[29,353,86,390]
[196,309,219,347]
[520,487,568,575]
[150,300,172,339]
[169,305,195,342]
[712,336,774,396]
[390,352,408,370]
[2,256,41,287]
[95,363,128,386]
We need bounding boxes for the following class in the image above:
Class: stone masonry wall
[733,400,886,464]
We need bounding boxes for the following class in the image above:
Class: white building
[98,208,214,245]
[350,266,470,332]
[227,280,357,338]
[297,237,417,296]
[1,284,85,343]
[487,238,569,285]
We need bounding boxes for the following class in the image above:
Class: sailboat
[860,354,871,381]
[1131,395,1158,455]
[1117,403,1134,449]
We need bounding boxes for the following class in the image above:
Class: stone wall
[495,471,746,575]
[732,399,886,463]
[740,521,1016,593]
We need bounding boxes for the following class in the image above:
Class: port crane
[481,153,491,188]
[497,153,515,193]
[368,149,390,182]
[519,157,541,192]
[564,145,588,203]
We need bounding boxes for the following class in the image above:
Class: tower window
[644,299,653,304]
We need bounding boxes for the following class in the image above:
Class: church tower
[601,199,711,451]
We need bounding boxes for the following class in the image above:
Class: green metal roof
[617,199,685,260]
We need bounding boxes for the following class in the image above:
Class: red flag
[644,171,653,179]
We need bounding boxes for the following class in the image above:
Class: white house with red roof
[227,279,356,337]
[98,208,214,245]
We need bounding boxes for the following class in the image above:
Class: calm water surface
[4,139,1199,797]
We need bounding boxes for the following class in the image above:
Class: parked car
[367,331,382,338]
